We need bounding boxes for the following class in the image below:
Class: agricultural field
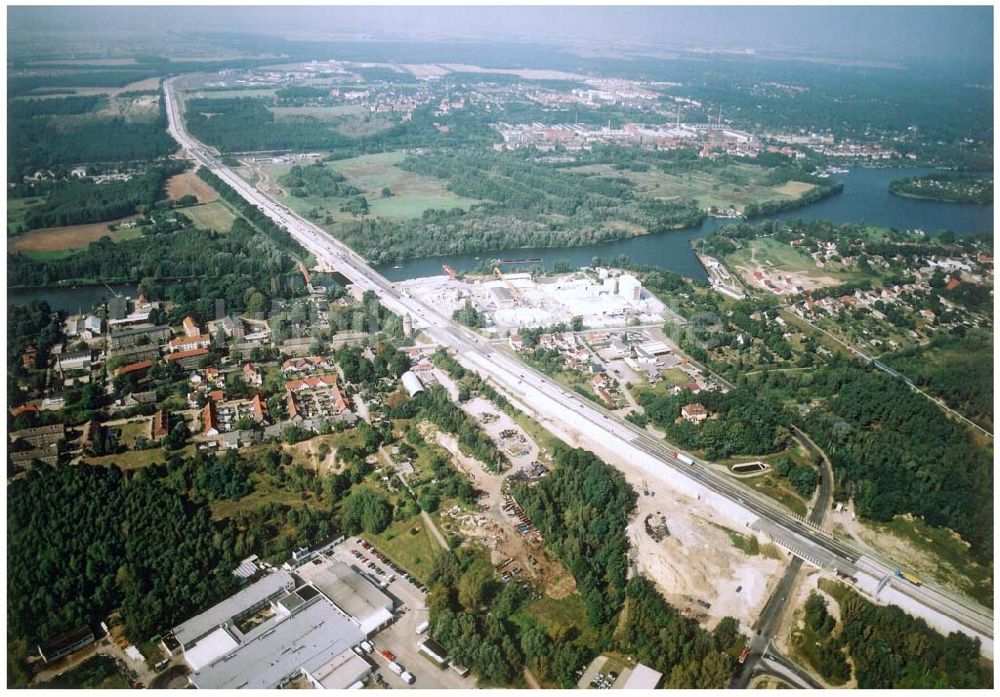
[166,170,219,203]
[180,201,238,233]
[570,161,816,213]
[8,218,143,259]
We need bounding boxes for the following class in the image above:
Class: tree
[341,489,393,534]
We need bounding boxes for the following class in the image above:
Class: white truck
[400,671,415,684]
[415,621,429,635]
[675,452,695,466]
[387,661,404,676]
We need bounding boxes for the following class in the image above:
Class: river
[8,167,993,309]
[375,167,994,282]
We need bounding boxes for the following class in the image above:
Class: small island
[889,172,993,204]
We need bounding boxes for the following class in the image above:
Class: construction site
[397,267,669,333]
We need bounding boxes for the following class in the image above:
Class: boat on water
[392,265,402,269]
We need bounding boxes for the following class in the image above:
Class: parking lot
[330,537,477,690]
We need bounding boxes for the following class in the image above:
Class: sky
[8,5,994,69]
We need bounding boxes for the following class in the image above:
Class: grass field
[8,217,142,256]
[265,150,480,223]
[726,238,866,293]
[7,196,45,234]
[210,472,323,520]
[658,367,692,387]
[187,88,277,99]
[362,515,443,583]
[116,419,152,448]
[181,201,238,232]
[166,170,219,203]
[83,444,195,470]
[570,162,816,213]
[513,593,596,643]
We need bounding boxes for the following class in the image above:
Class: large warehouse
[166,563,385,689]
[293,554,395,635]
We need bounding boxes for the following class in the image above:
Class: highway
[162,76,994,655]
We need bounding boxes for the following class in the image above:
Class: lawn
[181,201,238,233]
[658,367,692,387]
[116,418,152,448]
[37,655,130,689]
[362,514,443,583]
[210,472,323,521]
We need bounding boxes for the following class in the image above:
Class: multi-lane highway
[163,76,993,656]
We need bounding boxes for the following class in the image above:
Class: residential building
[165,348,209,369]
[203,400,219,436]
[109,325,170,350]
[153,410,170,439]
[182,316,200,337]
[681,403,709,424]
[37,625,96,664]
[168,334,211,353]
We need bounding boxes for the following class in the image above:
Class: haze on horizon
[8,5,993,72]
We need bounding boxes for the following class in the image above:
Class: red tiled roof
[114,359,153,377]
[202,400,218,433]
[165,348,209,362]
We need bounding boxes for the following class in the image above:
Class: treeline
[7,300,63,372]
[9,222,296,320]
[186,98,354,152]
[621,577,748,688]
[742,179,844,218]
[8,87,174,180]
[15,164,183,230]
[8,95,100,118]
[882,331,993,431]
[279,163,361,199]
[196,168,303,254]
[513,446,636,627]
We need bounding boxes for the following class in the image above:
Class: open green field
[116,419,152,448]
[7,196,45,234]
[187,88,277,99]
[265,151,480,223]
[210,471,323,520]
[658,367,692,387]
[513,593,597,644]
[181,201,238,232]
[83,444,195,470]
[362,515,442,583]
[570,162,816,213]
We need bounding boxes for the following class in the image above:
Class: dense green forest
[762,360,993,561]
[279,163,361,199]
[637,385,791,460]
[9,219,297,320]
[882,331,993,431]
[10,164,183,232]
[8,95,101,118]
[889,172,993,204]
[822,582,992,688]
[7,463,238,644]
[621,577,747,688]
[514,446,636,628]
[8,88,175,180]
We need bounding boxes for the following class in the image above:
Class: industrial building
[168,550,398,690]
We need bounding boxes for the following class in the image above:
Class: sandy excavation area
[627,483,787,630]
[166,170,220,203]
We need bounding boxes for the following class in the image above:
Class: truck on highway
[675,452,695,466]
[895,570,923,586]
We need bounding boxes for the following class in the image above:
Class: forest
[636,385,791,460]
[9,219,297,322]
[764,359,993,561]
[828,583,991,687]
[8,87,175,180]
[514,446,636,628]
[889,172,993,204]
[10,164,183,231]
[7,463,239,645]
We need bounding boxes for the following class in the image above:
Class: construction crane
[493,266,522,302]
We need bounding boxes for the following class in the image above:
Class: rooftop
[293,555,394,635]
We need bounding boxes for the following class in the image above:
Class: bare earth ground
[166,170,219,203]
[8,218,136,252]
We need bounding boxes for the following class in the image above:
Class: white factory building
[165,551,396,689]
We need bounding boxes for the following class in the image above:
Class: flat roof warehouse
[164,549,395,689]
